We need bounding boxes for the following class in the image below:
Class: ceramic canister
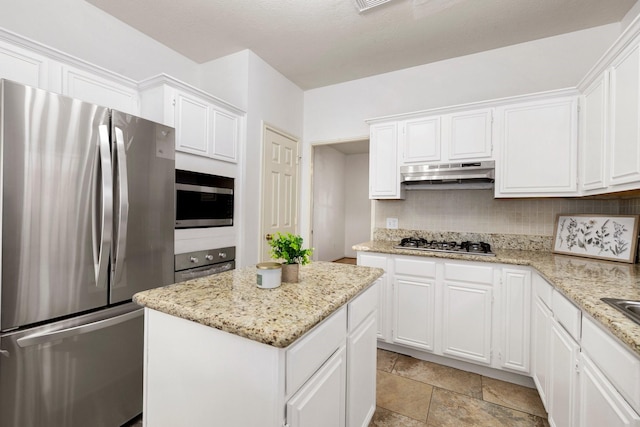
[256,262,282,289]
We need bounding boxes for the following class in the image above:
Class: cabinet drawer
[532,273,553,308]
[348,283,378,332]
[395,257,436,277]
[358,253,388,270]
[552,290,581,341]
[286,307,347,396]
[444,262,493,285]
[582,315,640,413]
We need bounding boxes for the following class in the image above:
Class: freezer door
[0,303,143,427]
[110,111,175,303]
[1,80,111,331]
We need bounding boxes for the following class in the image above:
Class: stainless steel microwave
[175,169,234,228]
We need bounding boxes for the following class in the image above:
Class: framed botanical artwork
[552,214,640,263]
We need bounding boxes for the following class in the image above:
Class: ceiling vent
[354,0,396,13]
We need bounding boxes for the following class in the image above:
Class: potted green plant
[268,232,313,283]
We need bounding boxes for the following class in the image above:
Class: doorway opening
[310,139,371,263]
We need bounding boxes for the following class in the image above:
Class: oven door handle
[176,183,233,195]
[175,262,234,281]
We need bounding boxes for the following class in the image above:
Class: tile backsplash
[374,190,638,236]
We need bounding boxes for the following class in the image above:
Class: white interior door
[261,126,299,262]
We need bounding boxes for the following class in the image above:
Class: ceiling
[85,0,636,90]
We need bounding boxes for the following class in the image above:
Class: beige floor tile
[482,376,548,418]
[376,370,433,422]
[377,349,399,372]
[392,355,483,399]
[427,388,550,427]
[368,407,428,427]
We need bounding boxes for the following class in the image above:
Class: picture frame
[552,214,640,263]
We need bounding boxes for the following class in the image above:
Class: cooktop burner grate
[394,238,495,256]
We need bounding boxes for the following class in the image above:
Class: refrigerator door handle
[15,309,143,348]
[96,125,113,288]
[113,126,129,284]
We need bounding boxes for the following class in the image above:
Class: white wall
[193,49,306,266]
[312,146,347,261]
[0,0,199,85]
[299,24,622,245]
[343,153,370,257]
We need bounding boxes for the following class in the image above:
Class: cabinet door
[369,122,402,199]
[581,72,609,192]
[287,346,346,427]
[578,353,640,427]
[447,108,493,161]
[402,116,440,163]
[211,108,239,163]
[392,276,436,351]
[0,40,49,89]
[61,66,139,114]
[175,91,210,156]
[441,281,492,365]
[500,268,531,374]
[548,317,579,427]
[496,96,578,197]
[531,296,552,411]
[356,253,389,340]
[347,314,377,427]
[610,43,640,187]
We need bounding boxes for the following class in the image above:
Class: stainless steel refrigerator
[0,80,175,426]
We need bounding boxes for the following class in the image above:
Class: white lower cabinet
[548,316,580,427]
[356,253,390,340]
[347,314,377,427]
[392,257,437,351]
[578,353,640,427]
[287,345,347,427]
[441,262,495,365]
[500,268,531,373]
[441,280,493,364]
[531,295,552,410]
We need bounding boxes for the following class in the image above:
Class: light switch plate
[386,217,398,229]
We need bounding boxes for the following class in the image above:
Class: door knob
[266,234,273,241]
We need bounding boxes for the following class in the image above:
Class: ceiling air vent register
[354,0,396,13]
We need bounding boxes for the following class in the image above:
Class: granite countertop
[354,240,640,357]
[133,261,384,348]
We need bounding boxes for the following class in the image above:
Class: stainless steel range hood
[400,161,495,190]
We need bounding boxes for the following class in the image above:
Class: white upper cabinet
[400,108,493,165]
[580,72,609,193]
[139,75,244,164]
[447,108,493,161]
[369,122,403,199]
[175,90,210,156]
[60,65,140,115]
[495,94,579,197]
[402,115,441,163]
[0,39,49,89]
[609,42,640,187]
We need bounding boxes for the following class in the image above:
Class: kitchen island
[133,261,383,427]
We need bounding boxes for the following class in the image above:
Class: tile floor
[370,349,549,427]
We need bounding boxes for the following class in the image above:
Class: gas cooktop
[394,237,495,256]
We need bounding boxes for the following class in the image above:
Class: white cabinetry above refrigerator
[139,74,245,164]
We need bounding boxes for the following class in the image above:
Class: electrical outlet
[386,218,398,229]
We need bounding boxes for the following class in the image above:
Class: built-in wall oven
[175,169,234,228]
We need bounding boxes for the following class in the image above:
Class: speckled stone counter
[354,240,640,357]
[133,261,383,348]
